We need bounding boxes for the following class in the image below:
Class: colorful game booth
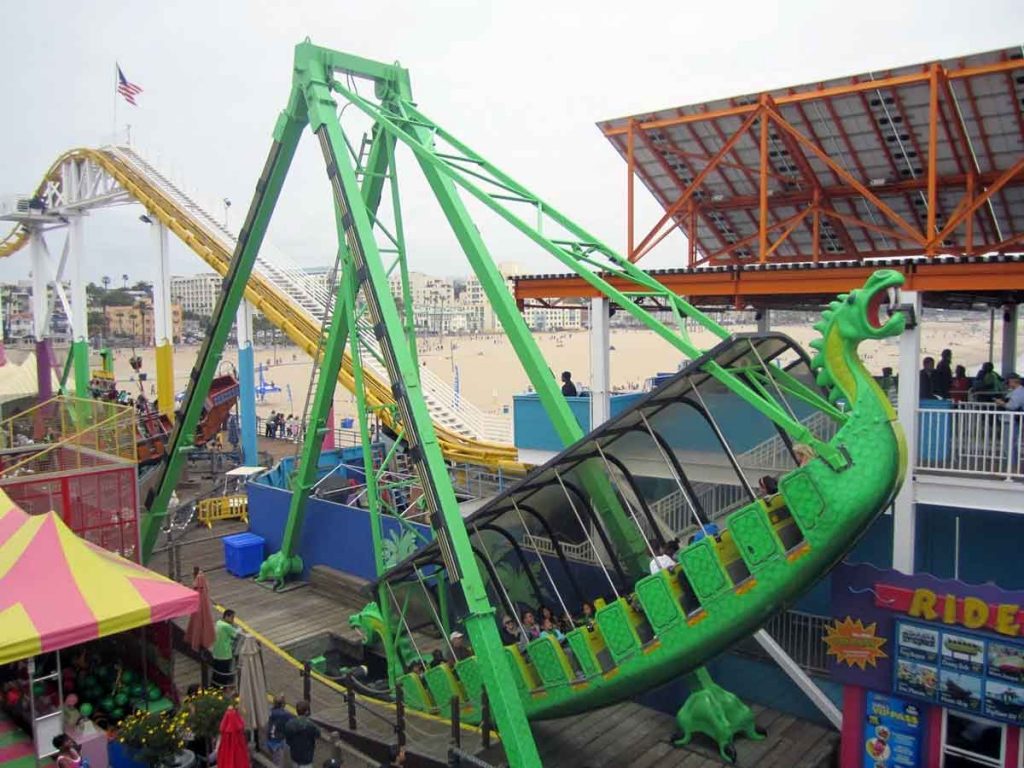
[0,491,198,768]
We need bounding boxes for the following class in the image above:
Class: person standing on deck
[212,609,240,687]
[934,349,953,399]
[284,701,320,768]
[560,371,578,397]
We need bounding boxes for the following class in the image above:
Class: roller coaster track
[0,146,520,469]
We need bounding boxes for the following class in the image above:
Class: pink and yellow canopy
[0,490,198,665]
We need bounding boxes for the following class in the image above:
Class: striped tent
[0,490,198,665]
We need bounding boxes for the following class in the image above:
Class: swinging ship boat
[355,270,907,723]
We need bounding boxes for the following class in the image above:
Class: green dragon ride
[354,270,908,760]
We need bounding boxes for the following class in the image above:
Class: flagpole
[113,62,118,145]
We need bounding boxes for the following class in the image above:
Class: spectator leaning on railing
[997,374,1024,412]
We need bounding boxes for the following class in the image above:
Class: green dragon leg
[257,550,303,590]
[673,666,764,764]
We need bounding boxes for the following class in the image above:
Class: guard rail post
[302,660,312,709]
[395,683,406,747]
[450,697,461,750]
[481,690,491,749]
[330,732,344,763]
[345,684,357,731]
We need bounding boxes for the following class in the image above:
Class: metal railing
[254,415,362,449]
[739,609,832,676]
[0,397,137,477]
[917,404,1023,480]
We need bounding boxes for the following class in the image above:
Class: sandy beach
[98,314,1009,429]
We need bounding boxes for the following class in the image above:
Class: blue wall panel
[915,504,1024,590]
[246,482,432,581]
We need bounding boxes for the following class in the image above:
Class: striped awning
[0,490,198,664]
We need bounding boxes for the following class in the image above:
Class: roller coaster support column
[67,214,90,397]
[151,219,175,419]
[893,290,921,573]
[29,229,53,403]
[1001,303,1018,378]
[590,297,610,428]
[236,300,258,465]
[139,98,305,563]
[757,309,771,334]
[64,159,91,397]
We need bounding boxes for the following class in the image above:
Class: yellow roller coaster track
[0,148,522,470]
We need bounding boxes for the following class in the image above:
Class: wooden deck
[167,521,838,767]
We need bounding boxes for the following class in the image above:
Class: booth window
[941,711,1004,768]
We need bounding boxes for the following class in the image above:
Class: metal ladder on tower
[293,255,343,462]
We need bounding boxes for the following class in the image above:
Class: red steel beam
[513,259,1024,302]
[601,57,1024,137]
[696,170,1015,212]
[849,77,930,238]
[767,104,926,246]
[632,107,764,260]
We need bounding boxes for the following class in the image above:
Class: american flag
[116,65,142,106]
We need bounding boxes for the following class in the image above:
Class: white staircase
[109,146,511,444]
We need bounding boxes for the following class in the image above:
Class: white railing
[648,409,841,534]
[917,405,1023,481]
[110,147,511,444]
[524,533,598,565]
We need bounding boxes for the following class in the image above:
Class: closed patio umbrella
[216,705,250,768]
[236,635,269,736]
[185,570,215,651]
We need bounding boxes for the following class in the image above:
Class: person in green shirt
[211,609,239,687]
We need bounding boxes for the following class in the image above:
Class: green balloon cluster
[72,664,159,723]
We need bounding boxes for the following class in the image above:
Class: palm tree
[101,275,111,292]
[122,273,129,290]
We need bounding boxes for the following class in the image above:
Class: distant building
[459,262,522,332]
[170,273,222,317]
[104,299,182,343]
[523,304,584,331]
[1,280,72,342]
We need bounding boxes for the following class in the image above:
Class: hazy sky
[1,1,1022,287]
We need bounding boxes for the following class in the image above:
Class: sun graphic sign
[824,617,888,670]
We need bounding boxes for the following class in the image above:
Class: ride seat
[454,657,483,704]
[525,635,575,690]
[423,664,469,714]
[397,672,435,713]
[636,568,687,634]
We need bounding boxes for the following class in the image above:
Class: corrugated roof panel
[601,48,1024,263]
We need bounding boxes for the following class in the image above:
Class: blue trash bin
[223,532,265,578]
[918,399,951,463]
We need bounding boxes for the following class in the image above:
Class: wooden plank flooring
[169,522,838,767]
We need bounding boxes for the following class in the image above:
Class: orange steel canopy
[602,46,1024,266]
[515,47,1024,308]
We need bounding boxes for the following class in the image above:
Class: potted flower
[116,710,187,767]
[181,688,235,764]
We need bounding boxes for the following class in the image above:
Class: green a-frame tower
[139,41,847,766]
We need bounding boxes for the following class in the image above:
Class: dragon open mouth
[867,289,886,329]
[859,270,906,337]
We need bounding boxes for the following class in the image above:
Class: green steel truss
[139,41,850,767]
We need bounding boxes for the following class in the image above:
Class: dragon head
[810,270,907,406]
[827,269,907,343]
[348,602,385,646]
